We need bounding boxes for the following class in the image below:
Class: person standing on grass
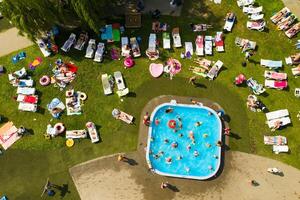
[117,154,129,162]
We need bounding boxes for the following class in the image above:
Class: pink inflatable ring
[124,57,135,68]
[39,75,50,86]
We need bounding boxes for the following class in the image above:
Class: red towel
[66,63,78,73]
[24,96,37,103]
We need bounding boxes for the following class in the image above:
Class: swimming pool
[146,102,222,180]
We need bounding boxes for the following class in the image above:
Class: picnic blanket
[0,122,21,150]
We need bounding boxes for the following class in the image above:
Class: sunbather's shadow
[277,172,285,177]
[264,27,270,33]
[261,92,269,97]
[248,59,260,65]
[194,82,207,88]
[52,183,70,198]
[167,184,180,192]
[95,124,103,143]
[228,132,241,140]
[26,128,35,136]
[126,158,138,166]
[37,106,46,115]
[127,92,137,98]
[224,144,230,151]
[0,115,8,124]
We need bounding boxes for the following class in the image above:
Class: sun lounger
[235,37,257,52]
[117,88,129,97]
[215,32,224,52]
[237,0,255,7]
[37,39,51,57]
[66,95,81,116]
[85,39,96,58]
[47,98,65,118]
[243,6,263,14]
[247,20,266,31]
[205,36,213,55]
[148,33,157,53]
[121,37,131,57]
[265,80,288,90]
[18,102,37,112]
[9,67,27,79]
[86,122,99,143]
[10,79,33,87]
[260,59,282,69]
[270,7,290,24]
[172,28,182,48]
[246,77,266,95]
[249,13,264,21]
[192,24,212,32]
[285,53,300,65]
[292,66,300,76]
[114,71,126,91]
[74,32,88,50]
[285,22,300,38]
[268,117,291,129]
[0,122,21,150]
[277,15,297,31]
[224,12,236,32]
[206,60,223,80]
[163,32,171,49]
[295,88,300,97]
[130,37,141,57]
[66,130,87,139]
[185,42,193,57]
[264,136,287,145]
[61,33,76,52]
[195,35,204,56]
[94,43,105,62]
[101,74,113,95]
[17,94,38,104]
[273,145,289,154]
[112,108,134,124]
[264,71,287,80]
[17,87,36,95]
[266,109,289,121]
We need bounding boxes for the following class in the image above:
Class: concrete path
[70,151,300,200]
[282,0,300,17]
[0,27,33,57]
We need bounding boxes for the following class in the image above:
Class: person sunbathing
[271,120,283,131]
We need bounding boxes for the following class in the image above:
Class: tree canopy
[0,0,123,40]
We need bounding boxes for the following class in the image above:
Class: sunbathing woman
[271,120,283,132]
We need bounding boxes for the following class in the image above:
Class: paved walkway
[0,27,33,57]
[70,151,300,200]
[282,0,300,17]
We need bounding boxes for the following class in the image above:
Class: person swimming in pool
[194,150,199,157]
[216,140,222,147]
[213,154,218,159]
[203,133,208,138]
[208,111,213,116]
[155,118,160,125]
[164,139,169,143]
[185,167,190,172]
[195,121,202,127]
[206,143,211,148]
[171,142,178,148]
[165,107,173,113]
[166,157,172,164]
[189,131,195,140]
[158,151,164,156]
[187,144,191,150]
[178,133,183,137]
[208,165,213,170]
[177,155,182,160]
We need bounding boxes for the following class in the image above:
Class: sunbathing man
[271,120,283,132]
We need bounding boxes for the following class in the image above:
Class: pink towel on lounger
[274,80,287,88]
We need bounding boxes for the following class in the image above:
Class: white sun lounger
[260,59,282,69]
[94,43,105,62]
[246,77,266,95]
[270,7,290,24]
[243,6,263,14]
[237,0,255,7]
[117,88,129,97]
[185,42,194,56]
[101,74,112,95]
[267,117,291,129]
[114,71,126,91]
[207,60,223,80]
[18,102,37,112]
[11,79,34,87]
[264,136,287,145]
[273,145,289,154]
[264,80,288,90]
[61,33,76,52]
[130,37,141,57]
[292,66,300,76]
[37,39,51,57]
[264,71,287,80]
[17,87,36,95]
[266,109,289,121]
[66,130,87,139]
[249,14,264,21]
[17,94,38,104]
[148,33,157,52]
[121,37,130,57]
[10,67,27,79]
[224,13,236,32]
[85,39,96,58]
[172,28,182,48]
[74,32,88,50]
[247,20,266,31]
[195,35,204,56]
[86,122,99,143]
[163,32,171,49]
[205,36,213,55]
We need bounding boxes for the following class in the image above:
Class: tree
[0,0,121,40]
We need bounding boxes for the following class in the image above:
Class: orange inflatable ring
[168,120,176,129]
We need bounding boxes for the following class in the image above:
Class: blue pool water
[146,103,222,180]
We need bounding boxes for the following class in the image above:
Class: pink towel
[274,80,287,88]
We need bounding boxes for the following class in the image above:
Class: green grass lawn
[0,18,13,32]
[0,0,299,199]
